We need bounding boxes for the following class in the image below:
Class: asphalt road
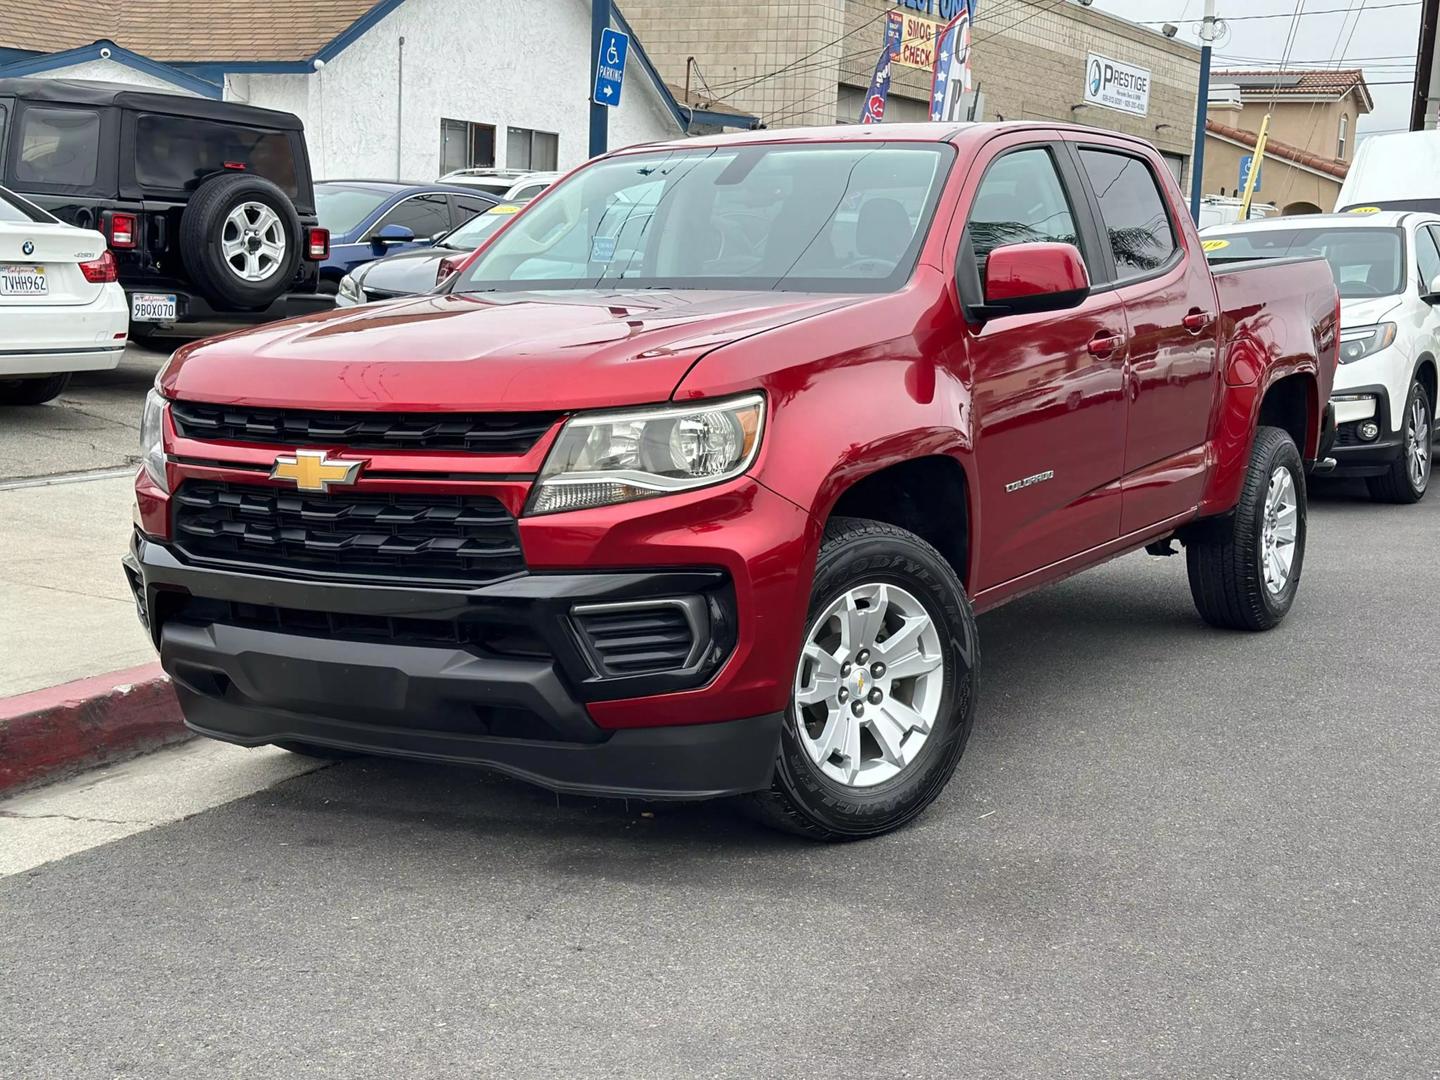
[2,479,1436,1079]
[0,345,166,483]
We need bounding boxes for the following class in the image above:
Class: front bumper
[1327,384,1404,476]
[124,531,785,799]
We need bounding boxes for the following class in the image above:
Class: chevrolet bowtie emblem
[270,449,363,492]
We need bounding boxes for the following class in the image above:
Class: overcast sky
[1088,0,1422,137]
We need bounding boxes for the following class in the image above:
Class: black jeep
[0,78,330,342]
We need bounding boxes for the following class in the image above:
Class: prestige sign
[1083,53,1151,116]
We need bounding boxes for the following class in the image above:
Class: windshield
[439,204,522,250]
[1205,226,1404,299]
[452,142,953,294]
[315,184,391,236]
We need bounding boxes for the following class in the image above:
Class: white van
[1335,130,1440,213]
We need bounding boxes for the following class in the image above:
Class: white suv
[1203,211,1438,503]
[437,169,559,202]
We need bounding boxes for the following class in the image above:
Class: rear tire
[744,517,979,841]
[1186,425,1306,631]
[1366,378,1431,504]
[0,373,71,406]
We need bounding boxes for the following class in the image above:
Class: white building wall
[24,57,201,96]
[224,0,680,181]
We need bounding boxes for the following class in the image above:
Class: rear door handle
[1183,310,1213,334]
[1088,331,1125,358]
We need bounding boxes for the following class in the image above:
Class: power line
[1134,0,1417,21]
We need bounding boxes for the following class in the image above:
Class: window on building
[1078,149,1177,278]
[372,193,451,239]
[1338,113,1349,159]
[440,119,495,175]
[15,107,100,187]
[967,147,1079,270]
[506,127,559,172]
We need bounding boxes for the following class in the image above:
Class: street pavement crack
[0,810,154,826]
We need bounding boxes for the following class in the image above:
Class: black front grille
[170,400,558,455]
[173,481,524,586]
[173,596,550,658]
[573,602,699,676]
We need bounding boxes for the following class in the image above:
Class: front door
[1069,139,1221,533]
[962,142,1128,590]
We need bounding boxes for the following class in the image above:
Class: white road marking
[0,740,329,878]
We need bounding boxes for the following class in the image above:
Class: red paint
[143,122,1337,734]
[0,664,187,795]
[984,242,1089,303]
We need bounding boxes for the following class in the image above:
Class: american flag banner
[929,2,974,123]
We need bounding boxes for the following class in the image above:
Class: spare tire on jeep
[180,172,302,310]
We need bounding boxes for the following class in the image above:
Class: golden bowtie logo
[269,449,363,492]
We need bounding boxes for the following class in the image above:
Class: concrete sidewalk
[0,473,154,696]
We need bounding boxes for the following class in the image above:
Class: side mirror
[373,223,415,245]
[429,230,449,243]
[980,242,1090,319]
[1425,273,1440,303]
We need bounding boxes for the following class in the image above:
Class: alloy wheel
[1260,465,1299,595]
[221,201,286,283]
[1407,393,1431,493]
[792,583,945,788]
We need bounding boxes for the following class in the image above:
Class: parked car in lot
[0,78,331,345]
[126,124,1337,840]
[314,180,498,290]
[0,183,126,404]
[335,203,522,306]
[438,168,559,202]
[1203,211,1437,502]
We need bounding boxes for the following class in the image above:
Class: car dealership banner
[1083,53,1151,116]
[928,2,973,123]
[894,10,941,71]
[860,13,905,124]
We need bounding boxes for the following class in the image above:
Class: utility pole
[589,0,611,158]
[1189,0,1218,221]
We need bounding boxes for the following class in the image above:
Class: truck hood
[162,290,853,411]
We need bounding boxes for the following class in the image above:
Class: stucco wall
[22,57,201,96]
[1203,135,1340,214]
[223,0,680,180]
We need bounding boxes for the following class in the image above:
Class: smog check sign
[1083,52,1151,117]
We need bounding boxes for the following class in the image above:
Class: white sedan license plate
[132,293,177,321]
[0,264,47,296]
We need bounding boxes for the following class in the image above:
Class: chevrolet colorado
[125,124,1338,840]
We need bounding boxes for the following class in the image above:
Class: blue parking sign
[593,28,629,108]
[1239,153,1262,193]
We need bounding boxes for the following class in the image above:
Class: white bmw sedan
[0,184,128,406]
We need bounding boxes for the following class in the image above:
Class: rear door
[960,135,1128,589]
[1068,135,1220,533]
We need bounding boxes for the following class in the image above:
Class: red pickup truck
[125,124,1338,840]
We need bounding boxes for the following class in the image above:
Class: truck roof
[0,77,305,130]
[632,121,1164,153]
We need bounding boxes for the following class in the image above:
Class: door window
[454,196,493,223]
[1418,226,1440,292]
[375,194,450,239]
[15,106,100,187]
[967,147,1080,271]
[1078,149,1177,279]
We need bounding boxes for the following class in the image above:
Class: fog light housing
[1359,421,1380,441]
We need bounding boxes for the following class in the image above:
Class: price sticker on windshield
[1201,239,1230,252]
[1347,206,1382,215]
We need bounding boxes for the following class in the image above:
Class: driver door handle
[1183,309,1213,334]
[1087,331,1125,359]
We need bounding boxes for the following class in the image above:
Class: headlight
[139,388,169,493]
[337,274,361,303]
[527,394,765,515]
[1338,322,1396,364]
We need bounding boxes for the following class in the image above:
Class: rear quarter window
[15,106,100,187]
[134,114,298,197]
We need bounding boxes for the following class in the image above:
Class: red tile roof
[1206,119,1350,180]
[1213,68,1373,109]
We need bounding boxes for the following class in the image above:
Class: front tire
[1366,378,1431,504]
[1186,425,1306,631]
[745,517,979,841]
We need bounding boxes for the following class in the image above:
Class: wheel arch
[823,454,974,590]
[1258,371,1320,459]
[1414,353,1437,411]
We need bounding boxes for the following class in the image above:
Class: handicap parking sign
[593,28,629,108]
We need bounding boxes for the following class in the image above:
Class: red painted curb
[0,662,191,796]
